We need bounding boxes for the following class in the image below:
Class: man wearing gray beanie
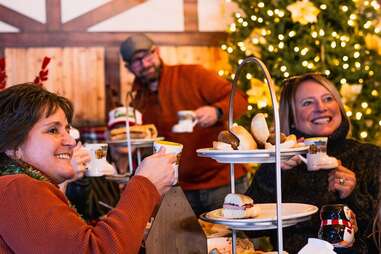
[120,33,248,215]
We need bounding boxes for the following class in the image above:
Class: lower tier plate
[200,203,318,231]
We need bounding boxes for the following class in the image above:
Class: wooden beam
[105,47,121,115]
[184,0,198,32]
[0,4,45,31]
[46,0,62,31]
[62,0,147,31]
[0,32,227,47]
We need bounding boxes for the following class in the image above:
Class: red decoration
[0,58,6,90]
[34,57,51,86]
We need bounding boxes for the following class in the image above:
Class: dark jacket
[246,120,381,254]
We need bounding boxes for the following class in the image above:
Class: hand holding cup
[70,142,91,180]
[328,162,357,199]
[135,148,177,196]
[153,140,183,185]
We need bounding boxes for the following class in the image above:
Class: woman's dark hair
[0,83,74,152]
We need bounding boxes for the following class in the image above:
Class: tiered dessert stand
[108,137,164,173]
[107,102,163,175]
[197,57,317,254]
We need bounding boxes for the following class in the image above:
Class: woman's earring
[15,148,23,160]
[5,149,22,160]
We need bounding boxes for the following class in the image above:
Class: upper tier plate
[200,203,318,231]
[197,146,308,163]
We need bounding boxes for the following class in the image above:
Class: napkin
[298,238,337,254]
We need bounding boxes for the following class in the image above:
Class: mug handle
[297,154,308,164]
[192,119,198,128]
[190,111,198,128]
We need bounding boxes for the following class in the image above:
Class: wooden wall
[5,47,106,125]
[4,46,229,125]
[0,0,232,126]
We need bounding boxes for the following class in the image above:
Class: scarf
[0,153,51,182]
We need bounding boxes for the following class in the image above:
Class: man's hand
[194,106,219,128]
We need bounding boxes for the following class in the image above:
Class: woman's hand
[135,147,176,196]
[70,142,91,180]
[328,161,356,199]
[281,155,303,170]
[280,137,305,170]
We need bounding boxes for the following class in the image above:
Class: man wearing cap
[120,33,248,215]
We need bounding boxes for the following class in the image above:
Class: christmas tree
[222,0,381,144]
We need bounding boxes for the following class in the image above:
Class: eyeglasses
[128,48,156,69]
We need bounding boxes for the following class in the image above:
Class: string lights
[221,0,381,143]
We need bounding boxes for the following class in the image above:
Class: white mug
[300,137,338,171]
[172,110,197,133]
[84,143,115,176]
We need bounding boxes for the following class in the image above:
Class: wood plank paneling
[5,47,105,125]
[0,1,232,126]
[119,56,135,106]
[0,32,227,47]
[62,47,105,125]
[105,47,122,114]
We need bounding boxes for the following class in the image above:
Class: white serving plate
[197,146,308,163]
[200,203,318,231]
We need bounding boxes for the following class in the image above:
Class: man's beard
[136,65,161,87]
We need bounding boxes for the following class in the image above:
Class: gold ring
[339,178,345,185]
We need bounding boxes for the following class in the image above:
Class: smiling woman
[0,83,176,254]
[245,73,381,254]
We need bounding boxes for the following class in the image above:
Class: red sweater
[132,64,248,190]
[0,174,160,254]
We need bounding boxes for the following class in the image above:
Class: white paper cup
[153,140,183,185]
[84,143,109,177]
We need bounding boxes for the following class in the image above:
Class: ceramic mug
[84,143,115,177]
[318,204,355,248]
[172,110,198,133]
[300,137,338,171]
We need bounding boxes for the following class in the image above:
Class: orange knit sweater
[0,174,160,254]
[132,64,248,190]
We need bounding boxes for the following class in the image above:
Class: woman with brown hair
[0,83,176,254]
[246,73,381,253]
